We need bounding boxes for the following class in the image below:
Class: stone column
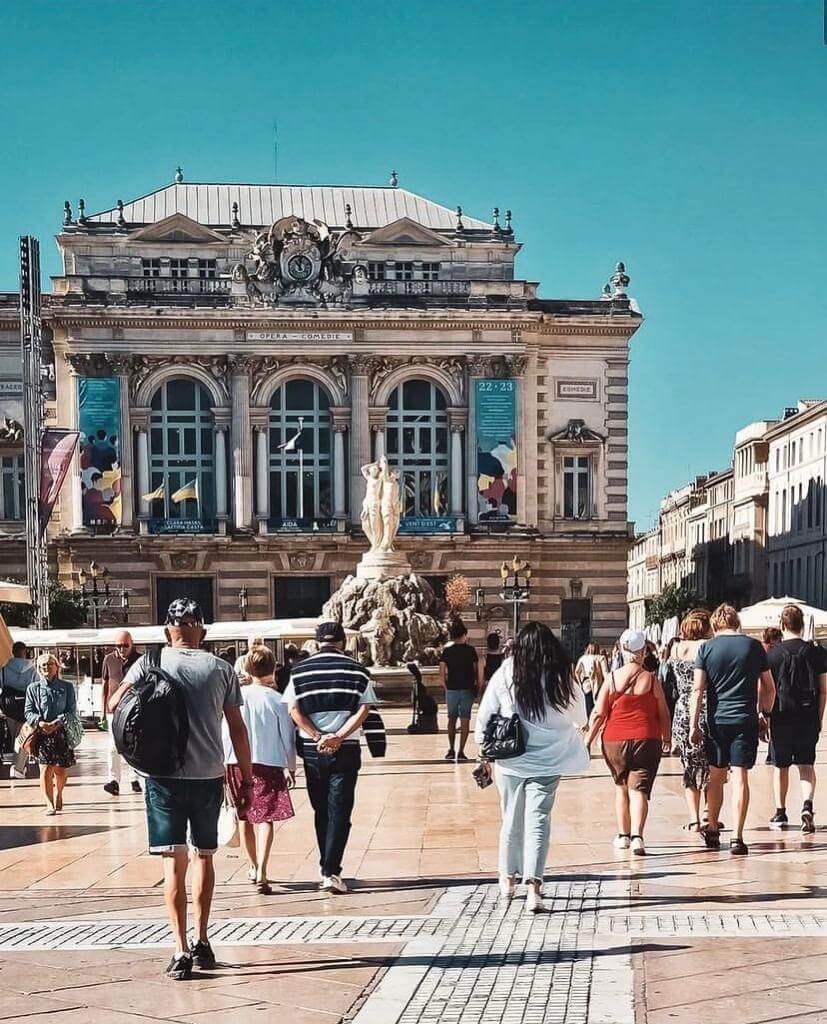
[450,424,465,517]
[230,360,253,531]
[113,366,134,531]
[508,354,529,525]
[369,405,388,462]
[348,356,372,527]
[255,426,269,526]
[135,422,150,535]
[466,356,488,525]
[214,425,228,533]
[333,424,347,520]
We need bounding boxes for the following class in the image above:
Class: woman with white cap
[584,628,672,855]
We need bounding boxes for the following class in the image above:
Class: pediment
[362,218,451,246]
[129,214,225,243]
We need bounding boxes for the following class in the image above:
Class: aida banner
[77,377,122,530]
[475,379,517,520]
[38,429,79,535]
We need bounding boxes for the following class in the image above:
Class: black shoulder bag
[479,708,526,761]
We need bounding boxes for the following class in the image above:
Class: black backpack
[775,643,819,715]
[112,646,190,776]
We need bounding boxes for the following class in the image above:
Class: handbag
[64,714,84,750]
[363,709,387,758]
[15,721,38,756]
[479,711,526,761]
[217,793,239,848]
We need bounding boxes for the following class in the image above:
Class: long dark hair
[511,621,576,720]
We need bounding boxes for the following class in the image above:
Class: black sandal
[700,826,720,849]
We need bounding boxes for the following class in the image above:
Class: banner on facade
[77,377,122,530]
[38,429,79,535]
[475,379,517,519]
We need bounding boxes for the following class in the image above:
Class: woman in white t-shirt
[574,643,605,717]
[223,645,296,894]
[475,622,589,913]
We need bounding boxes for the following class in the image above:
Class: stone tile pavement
[1,709,826,1022]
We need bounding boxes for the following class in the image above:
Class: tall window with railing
[141,258,161,278]
[268,380,332,521]
[0,455,24,520]
[148,379,215,527]
[386,380,449,518]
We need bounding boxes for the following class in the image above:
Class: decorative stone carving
[466,354,491,377]
[365,355,466,403]
[608,261,630,299]
[231,215,363,308]
[288,551,315,571]
[126,355,229,402]
[170,552,197,571]
[547,419,606,444]
[227,353,257,376]
[64,352,111,377]
[249,354,348,402]
[348,353,374,376]
[0,417,23,443]
[408,550,431,570]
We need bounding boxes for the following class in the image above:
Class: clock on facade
[286,254,314,282]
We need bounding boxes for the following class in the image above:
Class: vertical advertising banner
[39,430,79,535]
[77,377,122,530]
[475,379,517,520]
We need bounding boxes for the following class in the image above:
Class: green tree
[645,584,706,627]
[0,580,87,629]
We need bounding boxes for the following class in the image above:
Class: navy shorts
[767,716,820,768]
[145,776,224,855]
[445,689,474,720]
[706,722,759,770]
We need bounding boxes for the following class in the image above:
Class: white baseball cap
[619,628,646,653]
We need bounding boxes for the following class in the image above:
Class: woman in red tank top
[584,630,671,856]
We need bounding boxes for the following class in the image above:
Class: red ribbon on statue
[38,430,79,536]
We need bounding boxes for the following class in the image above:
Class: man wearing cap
[283,621,378,894]
[108,598,253,980]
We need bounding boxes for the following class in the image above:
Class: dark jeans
[302,742,361,877]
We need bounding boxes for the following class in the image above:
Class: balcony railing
[365,280,471,297]
[127,277,231,295]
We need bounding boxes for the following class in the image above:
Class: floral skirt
[35,726,76,768]
[226,764,294,824]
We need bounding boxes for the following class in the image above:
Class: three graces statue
[361,457,402,553]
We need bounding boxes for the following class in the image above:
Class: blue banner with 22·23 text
[475,379,517,520]
[77,377,122,530]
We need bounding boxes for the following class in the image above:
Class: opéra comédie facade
[0,170,642,653]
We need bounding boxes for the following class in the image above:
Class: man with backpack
[766,604,827,834]
[108,598,253,981]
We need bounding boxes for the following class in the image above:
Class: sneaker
[802,804,816,834]
[103,781,120,796]
[613,834,630,850]
[730,838,749,856]
[190,939,216,970]
[165,952,193,980]
[9,767,26,780]
[499,875,516,900]
[630,835,646,856]
[525,887,545,914]
[321,874,348,894]
[769,808,788,830]
[131,780,142,794]
[456,752,469,763]
[444,750,456,761]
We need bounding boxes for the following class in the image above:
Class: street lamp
[76,561,128,628]
[475,555,532,636]
[238,587,248,622]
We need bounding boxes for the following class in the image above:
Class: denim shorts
[445,689,475,720]
[144,776,224,855]
[706,721,759,770]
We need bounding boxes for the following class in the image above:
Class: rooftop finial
[175,166,184,183]
[504,209,513,235]
[455,205,465,233]
[389,169,398,188]
[63,201,73,226]
[77,199,87,225]
[345,203,353,229]
[116,200,126,227]
[492,207,502,237]
[231,201,241,230]
[601,283,612,300]
[609,261,630,298]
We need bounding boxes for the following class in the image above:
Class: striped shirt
[283,647,378,744]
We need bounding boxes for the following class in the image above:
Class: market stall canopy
[0,581,31,604]
[738,597,827,641]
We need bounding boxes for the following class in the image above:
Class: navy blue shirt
[695,634,768,726]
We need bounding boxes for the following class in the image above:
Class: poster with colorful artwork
[475,379,517,519]
[77,377,122,530]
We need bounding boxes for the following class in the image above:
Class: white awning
[0,581,31,604]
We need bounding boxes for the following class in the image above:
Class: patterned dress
[670,658,708,791]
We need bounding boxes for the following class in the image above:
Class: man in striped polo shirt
[284,620,378,894]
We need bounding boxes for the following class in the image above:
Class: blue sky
[1,0,824,528]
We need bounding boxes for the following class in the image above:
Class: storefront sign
[0,381,23,395]
[555,379,599,401]
[268,517,338,533]
[245,331,353,342]
[475,379,517,519]
[149,518,211,535]
[399,517,456,534]
[77,378,121,531]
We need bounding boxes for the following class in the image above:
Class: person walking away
[101,631,142,796]
[233,636,264,685]
[439,619,480,762]
[762,627,782,654]
[277,643,299,693]
[765,604,827,833]
[574,642,604,718]
[585,629,672,856]
[223,645,296,893]
[108,598,253,980]
[24,653,78,814]
[690,604,775,855]
[659,638,679,722]
[610,642,624,671]
[2,641,36,778]
[475,622,589,913]
[284,621,376,895]
[669,609,713,832]
[482,633,504,691]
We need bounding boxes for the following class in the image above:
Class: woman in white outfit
[475,621,589,913]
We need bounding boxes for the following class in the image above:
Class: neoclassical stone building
[0,173,642,652]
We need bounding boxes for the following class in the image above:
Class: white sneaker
[321,874,348,894]
[525,887,545,914]
[630,836,646,856]
[9,768,26,780]
[613,834,631,850]
[499,875,516,900]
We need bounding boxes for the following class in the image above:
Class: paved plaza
[1,709,827,1024]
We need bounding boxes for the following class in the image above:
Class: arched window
[149,379,215,525]
[268,379,332,521]
[386,379,449,518]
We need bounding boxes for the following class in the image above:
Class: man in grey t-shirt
[109,598,253,981]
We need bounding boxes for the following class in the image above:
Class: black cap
[315,620,345,644]
[165,598,204,625]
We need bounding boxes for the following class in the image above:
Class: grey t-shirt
[124,647,243,780]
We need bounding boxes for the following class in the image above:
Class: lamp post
[77,560,128,628]
[475,555,532,637]
[238,586,248,622]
